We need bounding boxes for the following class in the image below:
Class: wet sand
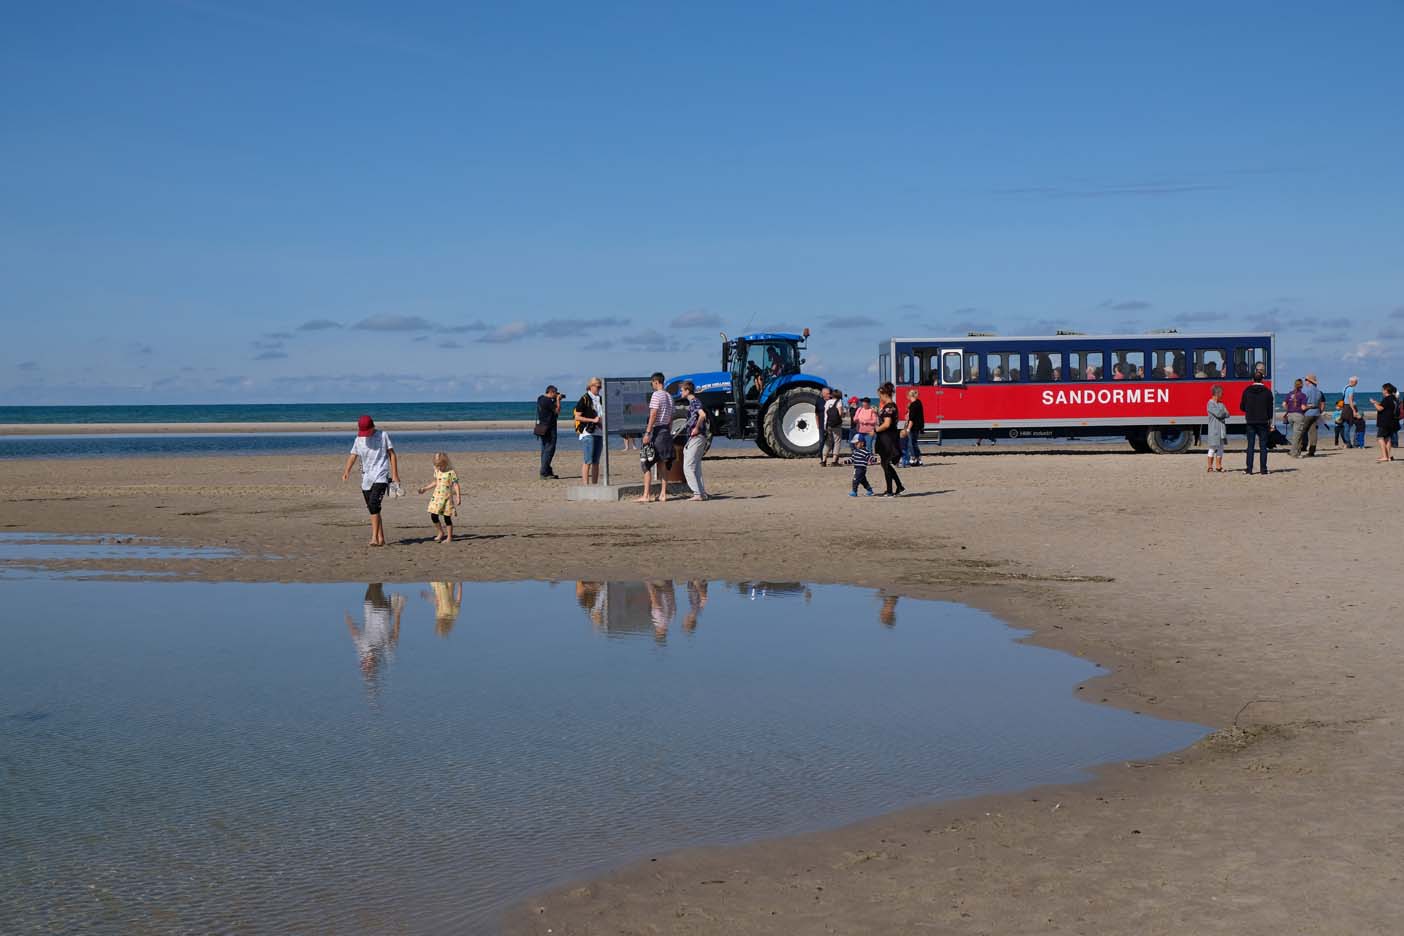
[1,443,1400,934]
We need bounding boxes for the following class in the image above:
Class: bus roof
[886,331,1274,343]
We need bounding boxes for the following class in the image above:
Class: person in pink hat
[341,415,400,546]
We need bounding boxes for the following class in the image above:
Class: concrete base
[567,482,693,502]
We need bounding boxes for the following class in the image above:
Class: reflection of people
[646,580,677,638]
[341,416,400,548]
[879,594,898,628]
[346,583,404,688]
[684,580,708,631]
[422,581,463,637]
[575,580,605,628]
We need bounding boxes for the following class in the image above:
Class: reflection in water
[575,580,711,641]
[423,581,463,637]
[880,594,899,628]
[345,583,403,690]
[0,578,1210,936]
[738,581,813,602]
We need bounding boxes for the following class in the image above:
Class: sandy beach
[1,443,1400,934]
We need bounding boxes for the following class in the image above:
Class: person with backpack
[819,386,845,467]
[1371,383,1400,463]
[1239,372,1275,475]
[573,378,604,485]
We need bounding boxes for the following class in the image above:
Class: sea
[0,402,537,425]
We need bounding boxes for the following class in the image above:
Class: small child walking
[849,436,875,496]
[417,452,461,543]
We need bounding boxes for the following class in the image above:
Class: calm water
[0,579,1206,934]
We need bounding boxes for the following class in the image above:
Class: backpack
[573,392,597,435]
[825,398,843,430]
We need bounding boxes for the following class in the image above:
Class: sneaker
[849,491,857,497]
[864,490,875,496]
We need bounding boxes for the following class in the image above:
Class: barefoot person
[680,380,709,501]
[341,415,400,546]
[637,372,674,503]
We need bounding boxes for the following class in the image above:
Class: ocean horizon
[0,402,539,425]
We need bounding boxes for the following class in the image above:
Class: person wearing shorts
[637,372,675,503]
[342,415,400,547]
[574,378,605,485]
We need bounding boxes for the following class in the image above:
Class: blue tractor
[667,329,830,458]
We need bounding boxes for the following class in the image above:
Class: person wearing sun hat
[1300,373,1325,457]
[341,415,400,546]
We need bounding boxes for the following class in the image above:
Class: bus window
[879,353,890,383]
[985,351,1018,382]
[1069,350,1103,381]
[899,352,915,385]
[965,351,981,382]
[1111,350,1144,380]
[1150,349,1187,379]
[1193,348,1226,379]
[916,349,940,384]
[1029,351,1064,382]
[941,349,965,385]
[1234,346,1268,379]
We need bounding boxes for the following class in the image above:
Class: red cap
[357,415,375,437]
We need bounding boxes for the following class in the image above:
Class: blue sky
[3,0,1401,403]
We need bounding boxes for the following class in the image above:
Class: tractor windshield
[737,341,800,397]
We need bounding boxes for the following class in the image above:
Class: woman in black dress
[1371,382,1399,462]
[874,382,906,496]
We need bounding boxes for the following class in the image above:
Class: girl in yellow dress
[416,452,461,543]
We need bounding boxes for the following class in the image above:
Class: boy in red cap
[341,415,400,546]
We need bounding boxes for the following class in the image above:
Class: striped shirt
[649,389,675,427]
[850,448,872,470]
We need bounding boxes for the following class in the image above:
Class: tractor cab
[724,331,806,406]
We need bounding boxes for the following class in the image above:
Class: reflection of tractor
[667,329,829,458]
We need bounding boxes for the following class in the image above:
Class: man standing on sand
[819,387,845,467]
[1240,373,1275,475]
[342,415,400,546]
[637,372,674,503]
[1299,373,1325,457]
[536,385,563,479]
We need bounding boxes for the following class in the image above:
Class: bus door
[931,347,964,423]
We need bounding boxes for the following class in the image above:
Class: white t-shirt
[350,431,394,490]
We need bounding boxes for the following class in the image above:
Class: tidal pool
[0,579,1205,934]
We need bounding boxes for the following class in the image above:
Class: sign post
[569,377,655,500]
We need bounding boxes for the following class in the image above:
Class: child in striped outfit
[850,436,875,496]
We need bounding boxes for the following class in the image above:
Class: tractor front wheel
[761,387,824,458]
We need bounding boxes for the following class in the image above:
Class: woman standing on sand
[874,383,906,497]
[1371,383,1399,462]
[851,397,878,450]
[1205,385,1228,473]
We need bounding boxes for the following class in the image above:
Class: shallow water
[0,532,236,562]
[0,578,1205,934]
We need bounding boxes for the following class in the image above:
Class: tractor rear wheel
[761,387,823,458]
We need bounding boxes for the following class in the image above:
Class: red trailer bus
[878,331,1275,453]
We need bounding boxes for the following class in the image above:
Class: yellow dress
[427,469,458,516]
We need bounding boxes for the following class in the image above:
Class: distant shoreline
[0,420,539,437]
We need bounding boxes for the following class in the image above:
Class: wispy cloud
[1174,310,1227,323]
[134,344,154,355]
[583,339,615,351]
[1343,341,1387,363]
[621,329,681,353]
[440,321,490,334]
[994,181,1221,199]
[264,331,294,340]
[824,315,881,329]
[1390,306,1404,319]
[440,339,463,350]
[353,314,436,332]
[253,350,288,361]
[252,339,285,351]
[16,360,38,371]
[541,316,631,336]
[298,319,343,331]
[1101,299,1153,312]
[671,310,722,329]
[476,321,531,344]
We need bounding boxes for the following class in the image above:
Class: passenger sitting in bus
[1194,368,1207,378]
[1135,365,1145,379]
[991,366,1004,382]
[1164,364,1179,379]
[1203,361,1220,379]
[969,364,980,382]
[1050,368,1061,381]
[1085,364,1098,380]
[1112,363,1126,380]
[1008,369,1021,381]
[1034,354,1053,382]
[1173,353,1187,378]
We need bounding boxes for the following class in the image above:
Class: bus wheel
[1146,428,1193,454]
[1125,431,1152,453]
[762,387,824,458]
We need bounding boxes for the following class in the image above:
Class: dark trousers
[880,456,902,493]
[1244,423,1269,474]
[852,466,872,493]
[539,429,557,477]
[903,433,922,465]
